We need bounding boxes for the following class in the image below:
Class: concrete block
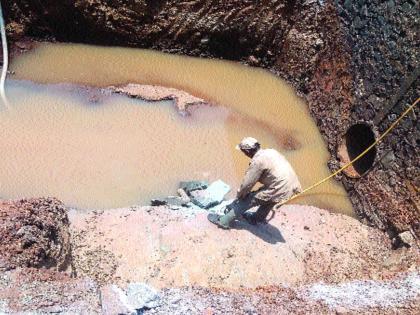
[190,180,231,209]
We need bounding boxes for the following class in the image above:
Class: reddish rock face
[3,0,419,237]
[0,197,70,271]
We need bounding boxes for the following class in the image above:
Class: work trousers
[224,192,276,224]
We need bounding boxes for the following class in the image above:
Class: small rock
[100,285,134,315]
[179,181,209,195]
[352,16,366,29]
[314,38,323,49]
[151,196,189,207]
[387,0,395,10]
[380,150,395,169]
[150,199,167,206]
[304,226,310,230]
[200,38,210,45]
[343,0,353,11]
[247,55,259,66]
[398,231,416,247]
[126,283,161,311]
[389,177,396,187]
[177,188,191,204]
[203,308,214,315]
[400,2,412,12]
[208,199,234,215]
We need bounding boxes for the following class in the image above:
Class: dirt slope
[1,199,419,313]
[68,204,419,288]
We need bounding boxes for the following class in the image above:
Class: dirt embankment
[4,0,419,238]
[68,204,419,289]
[1,201,419,314]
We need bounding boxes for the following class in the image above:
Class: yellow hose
[276,97,419,208]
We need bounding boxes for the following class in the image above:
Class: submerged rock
[190,180,231,209]
[151,196,189,207]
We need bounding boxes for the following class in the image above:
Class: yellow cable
[276,97,419,208]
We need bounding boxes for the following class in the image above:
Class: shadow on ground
[232,220,286,244]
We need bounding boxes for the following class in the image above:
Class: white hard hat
[235,137,259,151]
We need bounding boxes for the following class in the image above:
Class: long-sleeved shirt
[237,149,302,203]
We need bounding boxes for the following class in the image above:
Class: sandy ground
[68,204,419,289]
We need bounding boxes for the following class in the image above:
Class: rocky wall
[335,0,419,238]
[3,0,419,237]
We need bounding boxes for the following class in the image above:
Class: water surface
[4,43,353,214]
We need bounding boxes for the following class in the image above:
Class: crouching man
[209,137,302,229]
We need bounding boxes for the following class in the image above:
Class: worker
[208,137,302,229]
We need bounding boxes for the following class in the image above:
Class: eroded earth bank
[1,198,419,314]
[1,0,419,314]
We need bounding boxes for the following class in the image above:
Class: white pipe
[0,0,10,109]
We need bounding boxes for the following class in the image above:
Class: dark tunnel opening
[344,123,377,176]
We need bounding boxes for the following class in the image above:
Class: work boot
[207,209,236,229]
[242,211,257,225]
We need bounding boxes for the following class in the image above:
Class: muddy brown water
[3,42,353,214]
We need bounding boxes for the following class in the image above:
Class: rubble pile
[151,180,233,216]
